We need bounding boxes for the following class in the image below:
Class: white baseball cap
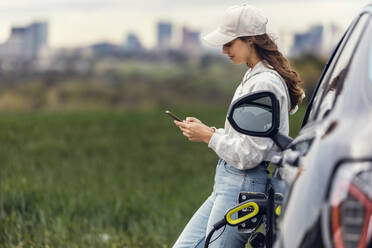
[203,4,268,46]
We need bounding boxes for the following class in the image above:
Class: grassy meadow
[0,106,306,248]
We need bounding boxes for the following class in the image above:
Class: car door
[277,12,372,248]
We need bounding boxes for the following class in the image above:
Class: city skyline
[0,0,368,49]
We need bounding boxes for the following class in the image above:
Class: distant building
[91,42,120,57]
[157,22,172,50]
[181,27,202,56]
[123,33,144,52]
[0,21,48,60]
[0,27,26,59]
[25,22,48,58]
[287,23,344,58]
[290,25,324,57]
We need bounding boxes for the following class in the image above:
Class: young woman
[173,4,304,248]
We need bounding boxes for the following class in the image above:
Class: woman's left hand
[174,120,215,144]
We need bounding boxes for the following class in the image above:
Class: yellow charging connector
[275,206,281,216]
[225,202,259,226]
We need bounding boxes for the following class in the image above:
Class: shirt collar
[242,60,267,86]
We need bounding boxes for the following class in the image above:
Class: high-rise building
[25,22,48,58]
[0,21,48,60]
[0,27,27,59]
[123,33,144,52]
[157,22,172,50]
[283,23,344,58]
[181,27,202,56]
[290,25,324,57]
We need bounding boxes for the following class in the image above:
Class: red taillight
[329,162,372,248]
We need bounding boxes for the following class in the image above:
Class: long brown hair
[239,34,304,111]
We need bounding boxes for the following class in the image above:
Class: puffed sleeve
[208,72,289,169]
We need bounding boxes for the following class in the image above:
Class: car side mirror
[227,91,293,151]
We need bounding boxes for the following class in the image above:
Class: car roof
[363,4,372,13]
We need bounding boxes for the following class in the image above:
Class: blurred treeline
[0,54,325,110]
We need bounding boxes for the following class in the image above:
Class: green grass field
[0,106,306,247]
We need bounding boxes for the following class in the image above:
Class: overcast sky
[0,0,369,48]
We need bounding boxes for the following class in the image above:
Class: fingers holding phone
[177,121,214,143]
[165,110,213,143]
[165,110,202,124]
[164,110,189,133]
[185,117,202,124]
[173,119,189,135]
[165,110,185,131]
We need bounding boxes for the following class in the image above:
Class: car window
[354,16,372,103]
[315,14,370,120]
[306,14,370,122]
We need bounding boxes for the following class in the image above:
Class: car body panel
[276,5,372,247]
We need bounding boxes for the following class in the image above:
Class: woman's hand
[185,117,202,124]
[174,118,215,144]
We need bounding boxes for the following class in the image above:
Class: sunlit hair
[239,34,304,110]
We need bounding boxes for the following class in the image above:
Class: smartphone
[165,110,182,122]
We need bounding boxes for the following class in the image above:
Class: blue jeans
[173,159,267,248]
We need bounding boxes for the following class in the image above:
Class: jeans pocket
[223,162,246,176]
